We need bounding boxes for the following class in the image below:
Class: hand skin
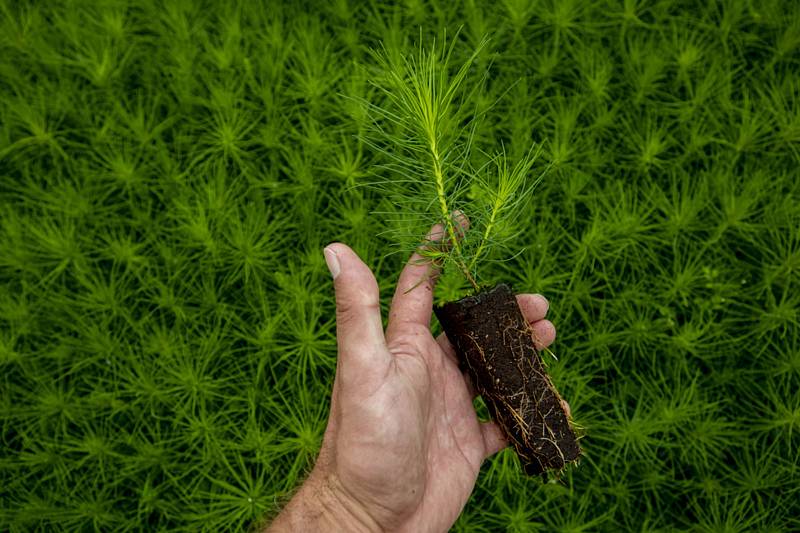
[266,224,558,533]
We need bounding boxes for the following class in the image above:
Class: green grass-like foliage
[1,0,799,531]
[363,34,546,290]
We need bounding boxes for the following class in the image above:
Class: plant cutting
[361,34,582,476]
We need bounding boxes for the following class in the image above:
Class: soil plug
[435,284,580,476]
[363,33,582,475]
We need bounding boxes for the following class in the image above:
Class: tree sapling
[362,34,581,476]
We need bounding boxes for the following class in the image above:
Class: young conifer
[360,32,546,291]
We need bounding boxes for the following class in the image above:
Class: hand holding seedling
[267,221,557,533]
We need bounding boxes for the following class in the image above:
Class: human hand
[267,222,557,533]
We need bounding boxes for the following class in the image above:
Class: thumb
[324,243,389,381]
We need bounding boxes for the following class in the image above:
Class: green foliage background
[1,0,799,531]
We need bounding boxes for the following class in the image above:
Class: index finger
[386,213,468,341]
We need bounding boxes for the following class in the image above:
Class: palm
[365,325,491,532]
[322,323,487,532]
[315,239,555,533]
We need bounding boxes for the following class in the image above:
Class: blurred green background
[1,0,798,531]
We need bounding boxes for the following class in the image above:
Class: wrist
[315,472,384,533]
[268,470,382,533]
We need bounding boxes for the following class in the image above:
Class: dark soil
[434,284,581,476]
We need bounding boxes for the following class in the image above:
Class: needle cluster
[361,34,546,291]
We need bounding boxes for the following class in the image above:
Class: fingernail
[451,209,465,224]
[426,223,445,243]
[323,246,340,279]
[451,210,469,233]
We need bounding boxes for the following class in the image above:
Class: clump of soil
[434,284,581,476]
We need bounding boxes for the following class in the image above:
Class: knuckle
[336,289,380,324]
[388,325,434,353]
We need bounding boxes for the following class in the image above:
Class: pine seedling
[362,34,579,478]
[220,202,286,289]
[760,76,800,160]
[272,296,336,390]
[109,90,176,147]
[190,441,274,531]
[747,377,800,449]
[3,1,798,529]
[721,440,792,510]
[572,45,613,102]
[264,385,328,486]
[758,328,800,386]
[363,33,546,290]
[666,19,713,86]
[537,0,590,50]
[623,32,667,106]
[684,492,768,533]
[593,379,664,464]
